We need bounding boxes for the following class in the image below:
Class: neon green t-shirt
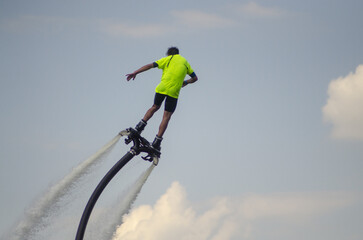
[154,54,194,99]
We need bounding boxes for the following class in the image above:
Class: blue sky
[1,0,363,239]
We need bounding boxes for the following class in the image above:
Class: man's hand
[182,80,189,88]
[182,75,198,88]
[125,63,155,81]
[126,73,137,81]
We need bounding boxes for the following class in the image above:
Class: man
[126,47,198,150]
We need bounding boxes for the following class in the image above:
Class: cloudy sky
[1,0,363,239]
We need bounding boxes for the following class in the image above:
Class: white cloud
[0,15,88,34]
[1,4,284,39]
[239,192,354,219]
[100,20,170,38]
[171,10,235,29]
[323,65,363,140]
[112,182,359,240]
[236,2,288,18]
[112,182,233,240]
[100,10,234,38]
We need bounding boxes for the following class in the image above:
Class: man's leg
[143,93,165,122]
[135,93,165,133]
[157,95,176,137]
[143,104,160,122]
[152,95,177,150]
[135,105,160,133]
[151,110,172,150]
[157,111,173,137]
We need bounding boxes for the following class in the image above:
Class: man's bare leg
[150,111,173,150]
[135,104,160,133]
[143,104,160,122]
[157,111,173,137]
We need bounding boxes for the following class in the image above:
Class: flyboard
[121,127,160,166]
[75,128,160,240]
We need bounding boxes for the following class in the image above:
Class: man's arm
[182,73,198,87]
[126,63,155,81]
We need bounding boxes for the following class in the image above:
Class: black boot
[152,135,163,151]
[135,120,147,133]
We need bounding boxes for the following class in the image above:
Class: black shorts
[154,93,178,112]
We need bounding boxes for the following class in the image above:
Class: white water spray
[101,164,155,240]
[8,135,121,240]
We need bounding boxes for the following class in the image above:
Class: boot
[152,135,163,151]
[135,120,147,133]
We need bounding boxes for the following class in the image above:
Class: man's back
[155,54,194,98]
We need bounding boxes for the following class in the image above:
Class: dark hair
[166,47,179,56]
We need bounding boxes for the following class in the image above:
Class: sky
[1,0,363,239]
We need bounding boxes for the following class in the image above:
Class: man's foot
[135,120,147,133]
[152,135,163,151]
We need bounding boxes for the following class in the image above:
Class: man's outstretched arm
[126,63,155,81]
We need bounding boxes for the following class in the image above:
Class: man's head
[166,47,179,56]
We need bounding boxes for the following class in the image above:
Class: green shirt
[154,54,194,99]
